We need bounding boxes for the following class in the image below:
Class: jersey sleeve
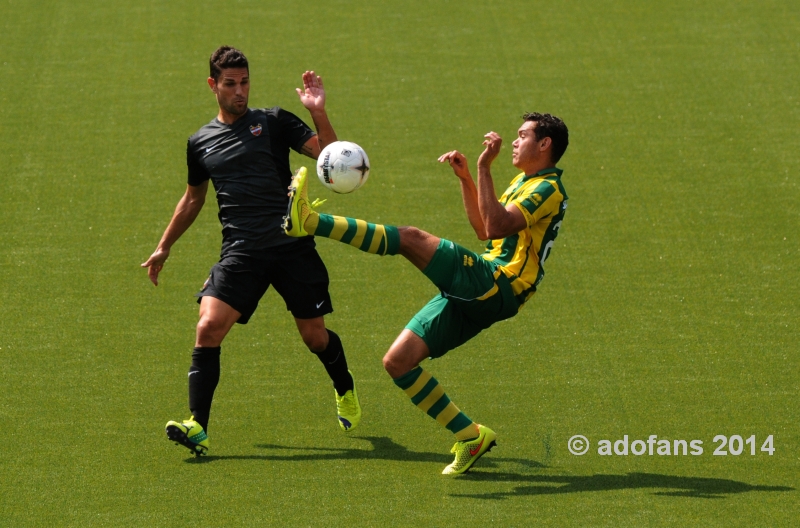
[272,107,316,153]
[511,180,560,227]
[186,139,210,186]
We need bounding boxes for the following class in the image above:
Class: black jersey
[187,107,316,255]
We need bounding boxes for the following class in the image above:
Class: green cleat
[165,417,209,457]
[335,371,361,432]
[282,167,315,237]
[442,424,497,475]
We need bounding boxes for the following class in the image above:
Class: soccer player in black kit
[142,46,361,456]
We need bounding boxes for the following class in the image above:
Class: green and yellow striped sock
[306,212,400,256]
[393,366,479,441]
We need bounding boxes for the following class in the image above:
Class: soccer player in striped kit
[285,113,569,474]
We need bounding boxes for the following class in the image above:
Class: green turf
[1,0,797,525]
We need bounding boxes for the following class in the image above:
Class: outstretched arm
[297,70,337,159]
[141,181,208,286]
[476,132,527,239]
[439,150,488,240]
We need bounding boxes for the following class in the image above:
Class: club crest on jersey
[250,124,263,136]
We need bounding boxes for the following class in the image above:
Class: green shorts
[405,239,520,358]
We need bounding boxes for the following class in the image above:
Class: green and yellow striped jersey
[480,167,568,305]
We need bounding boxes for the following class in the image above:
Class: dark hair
[522,112,569,163]
[209,46,249,81]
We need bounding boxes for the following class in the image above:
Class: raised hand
[438,150,472,180]
[478,131,502,167]
[296,71,326,113]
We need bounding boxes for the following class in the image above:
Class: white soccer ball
[316,141,370,194]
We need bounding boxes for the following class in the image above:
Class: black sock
[314,330,353,396]
[188,346,221,431]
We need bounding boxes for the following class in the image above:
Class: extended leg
[283,167,440,271]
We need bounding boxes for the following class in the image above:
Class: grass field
[1,0,797,526]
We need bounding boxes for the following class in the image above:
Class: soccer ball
[316,141,370,194]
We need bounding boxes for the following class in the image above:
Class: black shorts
[196,240,333,324]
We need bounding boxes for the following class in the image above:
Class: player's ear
[207,77,217,93]
[540,136,552,152]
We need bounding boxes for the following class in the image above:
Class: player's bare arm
[439,150,488,240]
[141,181,208,286]
[476,132,526,239]
[299,135,326,159]
[296,71,337,158]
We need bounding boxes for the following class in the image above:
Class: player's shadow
[452,472,795,500]
[185,435,545,470]
[183,440,792,500]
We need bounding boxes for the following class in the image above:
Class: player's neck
[520,157,556,177]
[217,108,248,125]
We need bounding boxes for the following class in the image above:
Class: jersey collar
[215,108,253,127]
[526,167,562,178]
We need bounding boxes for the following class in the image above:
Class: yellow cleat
[442,424,497,475]
[165,417,209,457]
[282,167,316,237]
[335,371,361,432]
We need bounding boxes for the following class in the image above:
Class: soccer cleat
[165,417,209,457]
[335,371,361,432]
[442,424,497,475]
[282,167,315,237]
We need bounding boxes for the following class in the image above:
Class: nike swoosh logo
[469,439,484,456]
[316,301,325,309]
[188,371,198,377]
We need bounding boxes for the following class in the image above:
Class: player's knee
[302,330,329,353]
[196,317,228,345]
[399,226,427,244]
[382,353,395,375]
[383,351,407,378]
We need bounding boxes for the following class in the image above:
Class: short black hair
[522,112,569,163]
[209,46,249,82]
